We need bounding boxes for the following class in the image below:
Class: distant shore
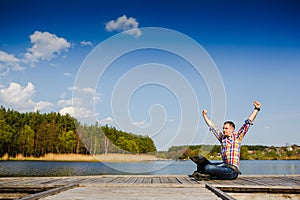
[0,153,159,162]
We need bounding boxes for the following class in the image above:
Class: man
[191,100,261,180]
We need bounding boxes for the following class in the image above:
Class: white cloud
[132,120,149,127]
[81,87,96,94]
[25,31,71,64]
[64,72,72,77]
[99,117,114,125]
[59,106,74,116]
[70,86,96,94]
[0,64,10,76]
[34,101,53,111]
[0,82,35,105]
[58,95,99,123]
[57,98,73,107]
[124,28,142,38]
[0,50,20,63]
[105,15,142,38]
[59,105,97,120]
[69,86,101,103]
[57,97,85,108]
[0,82,53,112]
[0,50,25,75]
[80,40,92,47]
[0,31,71,76]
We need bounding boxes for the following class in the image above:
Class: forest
[0,106,156,158]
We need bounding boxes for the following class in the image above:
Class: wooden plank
[124,177,138,184]
[159,177,170,183]
[229,192,300,200]
[19,183,78,200]
[39,178,63,185]
[133,177,144,184]
[291,176,300,183]
[238,177,268,186]
[167,177,180,184]
[80,178,100,184]
[106,176,121,183]
[45,178,70,185]
[40,185,221,200]
[19,178,50,186]
[276,176,300,186]
[175,176,198,185]
[0,185,55,193]
[209,176,300,189]
[108,177,125,183]
[1,192,28,199]
[212,185,300,194]
[255,177,284,186]
[76,178,98,184]
[151,177,160,184]
[142,177,152,183]
[206,183,237,200]
[2,178,36,186]
[97,177,116,184]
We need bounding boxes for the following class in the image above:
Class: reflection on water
[0,160,299,177]
[0,161,120,177]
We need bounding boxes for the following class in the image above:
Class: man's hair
[224,121,235,129]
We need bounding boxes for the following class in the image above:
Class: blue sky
[0,0,300,150]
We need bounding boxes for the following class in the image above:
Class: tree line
[157,144,300,160]
[0,106,156,158]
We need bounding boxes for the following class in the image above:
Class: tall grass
[0,153,158,162]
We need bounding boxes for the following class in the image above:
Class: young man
[192,101,261,180]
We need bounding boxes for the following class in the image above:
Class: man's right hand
[202,109,208,116]
[254,101,261,109]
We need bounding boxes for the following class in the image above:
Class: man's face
[223,123,234,137]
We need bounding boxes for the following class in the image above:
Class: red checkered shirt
[209,119,252,168]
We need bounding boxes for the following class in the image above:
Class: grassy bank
[0,153,158,162]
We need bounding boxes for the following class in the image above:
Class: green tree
[58,130,76,153]
[0,120,14,156]
[265,149,278,159]
[18,125,35,156]
[240,146,249,160]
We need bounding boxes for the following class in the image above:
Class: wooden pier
[0,175,299,200]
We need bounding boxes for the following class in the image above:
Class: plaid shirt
[209,119,252,167]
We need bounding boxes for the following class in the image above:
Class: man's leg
[190,156,211,173]
[203,164,238,180]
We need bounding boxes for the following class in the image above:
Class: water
[0,160,299,177]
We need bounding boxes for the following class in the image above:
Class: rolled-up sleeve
[209,126,222,142]
[237,119,252,139]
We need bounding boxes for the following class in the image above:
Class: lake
[0,160,299,177]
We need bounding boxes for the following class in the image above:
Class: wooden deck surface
[0,175,299,200]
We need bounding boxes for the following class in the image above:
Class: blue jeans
[203,164,238,180]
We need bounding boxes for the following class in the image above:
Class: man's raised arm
[202,110,213,127]
[202,110,222,139]
[248,101,261,123]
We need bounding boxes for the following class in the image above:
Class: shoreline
[0,153,160,162]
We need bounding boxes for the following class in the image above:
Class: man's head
[223,121,235,137]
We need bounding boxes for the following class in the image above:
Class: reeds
[0,153,158,162]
